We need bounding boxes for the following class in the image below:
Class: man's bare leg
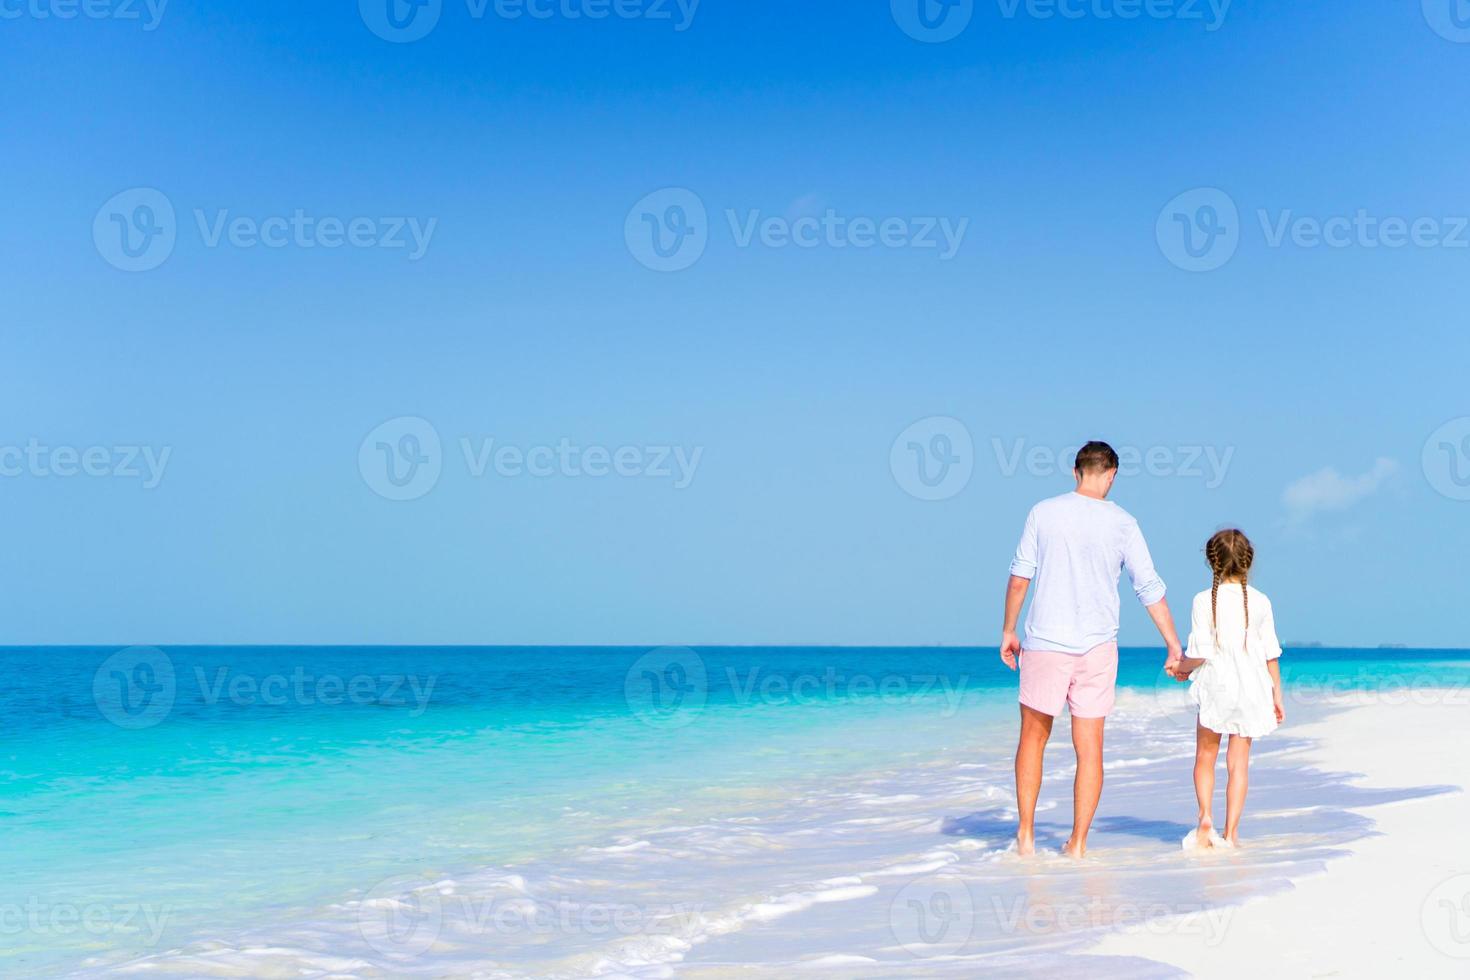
[1015,704,1054,856]
[1063,715,1105,858]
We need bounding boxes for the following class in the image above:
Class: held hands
[1000,631,1021,671]
[1163,644,1189,683]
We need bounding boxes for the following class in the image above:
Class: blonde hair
[1205,528,1254,642]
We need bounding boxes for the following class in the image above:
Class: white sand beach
[1092,689,1470,976]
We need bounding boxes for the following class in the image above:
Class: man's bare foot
[1061,838,1086,858]
[1016,832,1035,857]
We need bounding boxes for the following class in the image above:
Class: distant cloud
[1283,458,1398,522]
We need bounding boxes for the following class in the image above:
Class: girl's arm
[1170,655,1208,678]
[1268,659,1285,722]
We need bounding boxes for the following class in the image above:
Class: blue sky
[3,1,1468,646]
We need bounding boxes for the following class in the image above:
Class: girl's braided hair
[1205,529,1255,644]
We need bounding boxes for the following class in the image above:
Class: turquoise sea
[3,646,1466,977]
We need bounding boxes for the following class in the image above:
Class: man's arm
[1001,575,1030,671]
[1146,598,1185,670]
[1122,521,1180,666]
[1001,508,1039,671]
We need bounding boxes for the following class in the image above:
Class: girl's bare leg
[1193,722,1222,846]
[1223,734,1252,844]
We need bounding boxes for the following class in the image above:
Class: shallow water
[1,646,1464,977]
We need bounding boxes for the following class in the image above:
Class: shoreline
[1090,689,1470,975]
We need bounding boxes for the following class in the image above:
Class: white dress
[1186,583,1283,738]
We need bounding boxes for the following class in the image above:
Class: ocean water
[1,646,1465,977]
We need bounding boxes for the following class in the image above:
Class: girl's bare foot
[1016,832,1035,857]
[1196,818,1216,848]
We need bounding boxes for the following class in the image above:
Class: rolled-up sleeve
[1122,520,1167,606]
[1258,599,1284,661]
[1009,508,1039,579]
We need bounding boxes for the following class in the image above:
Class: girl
[1169,529,1285,848]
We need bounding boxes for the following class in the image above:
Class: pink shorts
[1018,641,1119,719]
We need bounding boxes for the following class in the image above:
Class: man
[1000,440,1183,858]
